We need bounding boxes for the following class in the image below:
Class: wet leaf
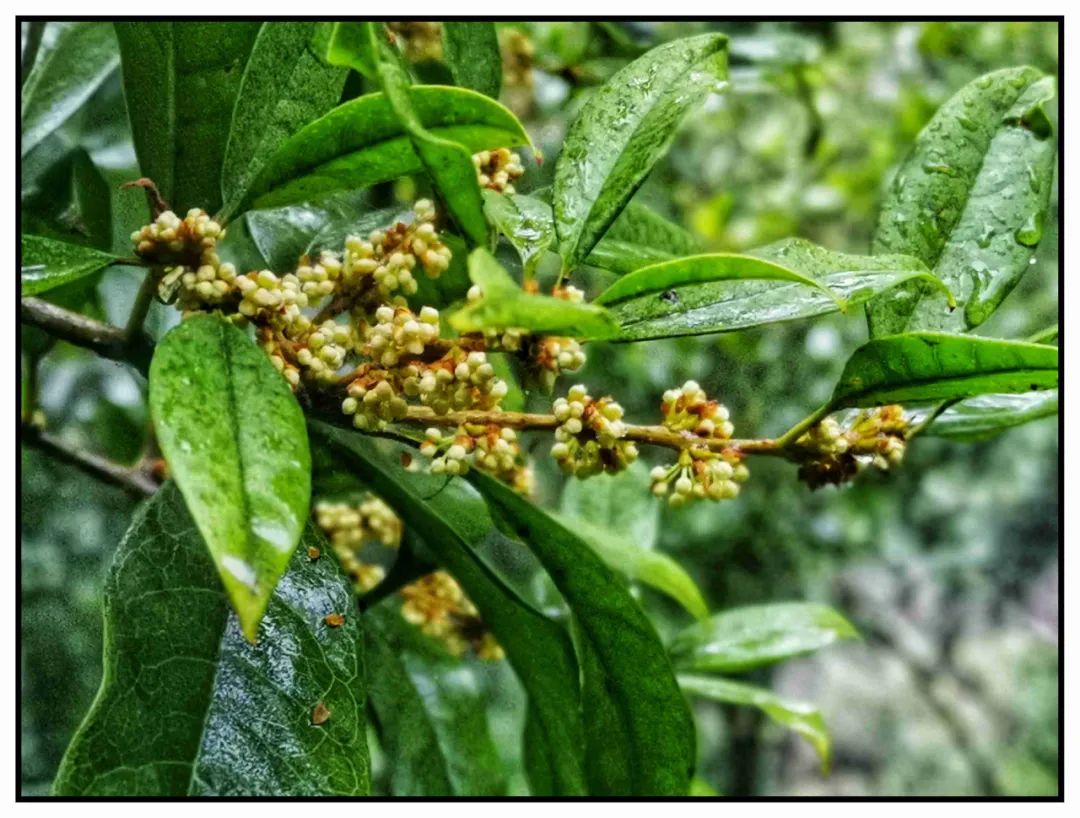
[219,22,348,218]
[148,314,311,641]
[585,201,702,274]
[449,247,619,339]
[868,66,1056,335]
[924,390,1058,441]
[608,238,948,341]
[21,22,119,157]
[246,87,529,212]
[831,333,1058,409]
[20,234,118,295]
[472,471,696,796]
[443,22,502,99]
[483,191,555,278]
[669,602,858,673]
[52,483,370,796]
[115,22,262,214]
[554,33,727,268]
[679,675,832,773]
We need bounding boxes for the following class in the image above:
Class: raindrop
[1014,212,1043,247]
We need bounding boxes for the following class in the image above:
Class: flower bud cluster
[387,21,443,62]
[132,208,223,264]
[364,304,440,367]
[295,251,345,300]
[420,424,523,482]
[295,320,353,383]
[650,449,749,506]
[660,380,735,438]
[473,148,525,194]
[400,570,504,661]
[550,385,638,476]
[314,495,403,593]
[794,405,909,489]
[532,337,587,391]
[403,348,509,416]
[467,285,527,351]
[342,370,409,430]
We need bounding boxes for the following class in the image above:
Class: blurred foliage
[20,19,1058,796]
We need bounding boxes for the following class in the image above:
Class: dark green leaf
[443,22,502,99]
[831,333,1058,409]
[868,66,1057,335]
[52,483,370,796]
[21,23,119,157]
[219,23,348,218]
[115,22,261,214]
[148,314,311,641]
[554,33,727,268]
[21,234,118,296]
[309,424,587,795]
[586,201,702,274]
[472,471,696,796]
[924,390,1058,441]
[323,21,377,77]
[669,602,858,674]
[679,675,831,773]
[608,238,950,341]
[449,247,619,339]
[247,87,529,211]
[560,460,659,547]
[362,610,454,796]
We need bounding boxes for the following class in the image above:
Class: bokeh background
[20,20,1060,796]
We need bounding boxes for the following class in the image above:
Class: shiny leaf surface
[53,483,369,796]
[924,390,1058,441]
[149,314,311,641]
[20,234,118,295]
[443,22,502,99]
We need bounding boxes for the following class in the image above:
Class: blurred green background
[20,20,1059,796]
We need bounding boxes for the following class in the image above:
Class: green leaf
[560,460,659,547]
[924,390,1058,441]
[831,333,1059,409]
[443,22,503,99]
[362,611,454,796]
[669,602,858,674]
[450,247,619,339]
[115,22,261,214]
[868,66,1057,335]
[247,87,529,211]
[148,314,311,641]
[323,21,377,77]
[20,234,118,296]
[553,33,727,268]
[608,238,951,341]
[309,424,587,795]
[52,483,370,796]
[585,201,702,274]
[368,25,491,246]
[551,512,708,622]
[482,191,555,278]
[679,675,832,773]
[594,253,841,308]
[219,23,348,219]
[21,23,119,157]
[471,471,696,796]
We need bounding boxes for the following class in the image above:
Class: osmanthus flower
[400,570,504,661]
[793,406,909,489]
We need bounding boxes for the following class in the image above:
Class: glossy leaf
[554,33,727,268]
[594,253,840,307]
[148,314,311,641]
[450,248,619,339]
[585,201,702,274]
[309,424,588,795]
[369,26,491,246]
[669,602,858,674]
[443,22,502,99]
[21,22,119,157]
[679,675,831,773]
[483,191,555,278]
[608,238,950,341]
[20,234,118,296]
[53,483,370,796]
[115,22,261,214]
[552,512,708,621]
[924,390,1058,441]
[472,471,696,796]
[246,87,529,211]
[868,66,1057,335]
[219,22,348,218]
[831,333,1059,409]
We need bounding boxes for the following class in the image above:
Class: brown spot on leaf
[307,546,321,560]
[312,702,331,725]
[324,612,345,628]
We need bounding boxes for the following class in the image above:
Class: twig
[20,297,153,374]
[120,178,170,219]
[125,268,161,341]
[22,424,159,497]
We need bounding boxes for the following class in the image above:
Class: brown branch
[22,424,159,497]
[120,177,170,219]
[20,297,153,374]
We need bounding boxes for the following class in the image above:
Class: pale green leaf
[924,390,1058,441]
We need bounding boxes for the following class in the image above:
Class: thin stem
[21,297,127,357]
[773,403,832,449]
[906,398,960,440]
[22,424,159,497]
[125,268,161,341]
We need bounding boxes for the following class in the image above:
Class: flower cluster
[420,423,528,487]
[793,405,909,489]
[550,385,638,476]
[400,570,504,661]
[315,496,402,593]
[648,382,749,505]
[473,148,525,194]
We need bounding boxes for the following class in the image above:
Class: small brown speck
[307,546,321,560]
[312,702,331,725]
[401,452,413,468]
[324,612,345,628]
